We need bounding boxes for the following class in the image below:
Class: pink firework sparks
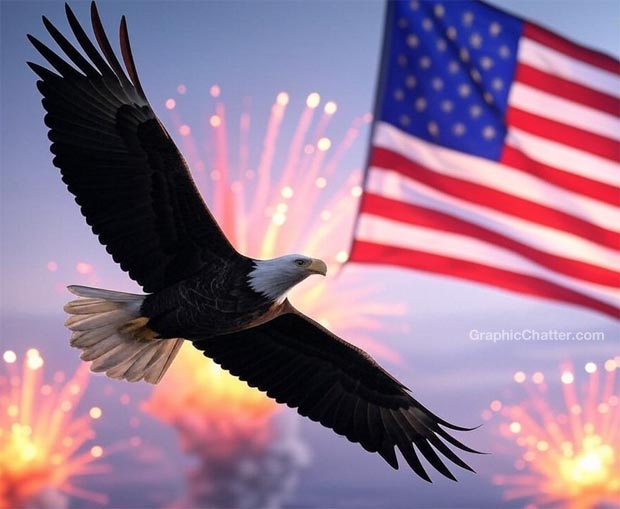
[0,349,109,508]
[483,357,620,509]
[163,86,406,364]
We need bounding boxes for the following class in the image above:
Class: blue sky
[1,1,619,508]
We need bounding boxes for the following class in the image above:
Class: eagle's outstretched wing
[28,3,238,292]
[192,304,481,481]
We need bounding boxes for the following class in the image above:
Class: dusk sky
[1,1,619,508]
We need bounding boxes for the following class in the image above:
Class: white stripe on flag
[366,167,620,272]
[356,212,619,307]
[505,127,620,187]
[518,37,620,97]
[373,122,619,230]
[508,82,620,140]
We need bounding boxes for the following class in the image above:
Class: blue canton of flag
[379,0,521,161]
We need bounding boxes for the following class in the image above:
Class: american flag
[350,0,620,319]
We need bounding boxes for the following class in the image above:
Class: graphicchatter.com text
[469,329,605,343]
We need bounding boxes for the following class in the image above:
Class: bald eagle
[28,2,480,481]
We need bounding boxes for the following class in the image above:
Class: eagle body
[29,2,481,482]
[140,257,272,340]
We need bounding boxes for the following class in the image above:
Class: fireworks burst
[0,349,108,509]
[145,350,308,509]
[483,357,620,509]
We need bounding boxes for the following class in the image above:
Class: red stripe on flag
[500,145,620,206]
[514,63,620,115]
[350,240,619,319]
[371,147,619,249]
[523,22,620,75]
[506,106,620,162]
[360,192,619,287]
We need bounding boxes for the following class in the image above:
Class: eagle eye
[295,259,306,266]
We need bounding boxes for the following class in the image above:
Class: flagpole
[343,0,396,272]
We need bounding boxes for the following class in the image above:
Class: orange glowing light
[491,359,620,509]
[0,351,108,508]
[145,346,276,427]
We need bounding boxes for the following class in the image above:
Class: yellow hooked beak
[308,258,328,276]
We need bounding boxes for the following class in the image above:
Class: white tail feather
[64,285,183,384]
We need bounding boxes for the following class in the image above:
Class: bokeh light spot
[561,371,574,384]
[317,137,331,151]
[336,251,349,264]
[3,350,17,364]
[276,92,289,106]
[210,115,222,127]
[75,262,94,275]
[324,101,337,114]
[306,92,320,109]
[272,212,286,226]
[165,98,176,110]
[209,84,221,98]
[90,445,103,458]
[89,407,102,419]
[26,349,44,370]
[584,362,597,374]
[351,186,362,197]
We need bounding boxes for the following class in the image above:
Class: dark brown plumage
[29,2,481,481]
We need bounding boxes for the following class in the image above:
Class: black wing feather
[29,2,238,292]
[192,310,481,481]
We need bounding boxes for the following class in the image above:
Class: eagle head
[248,254,327,303]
